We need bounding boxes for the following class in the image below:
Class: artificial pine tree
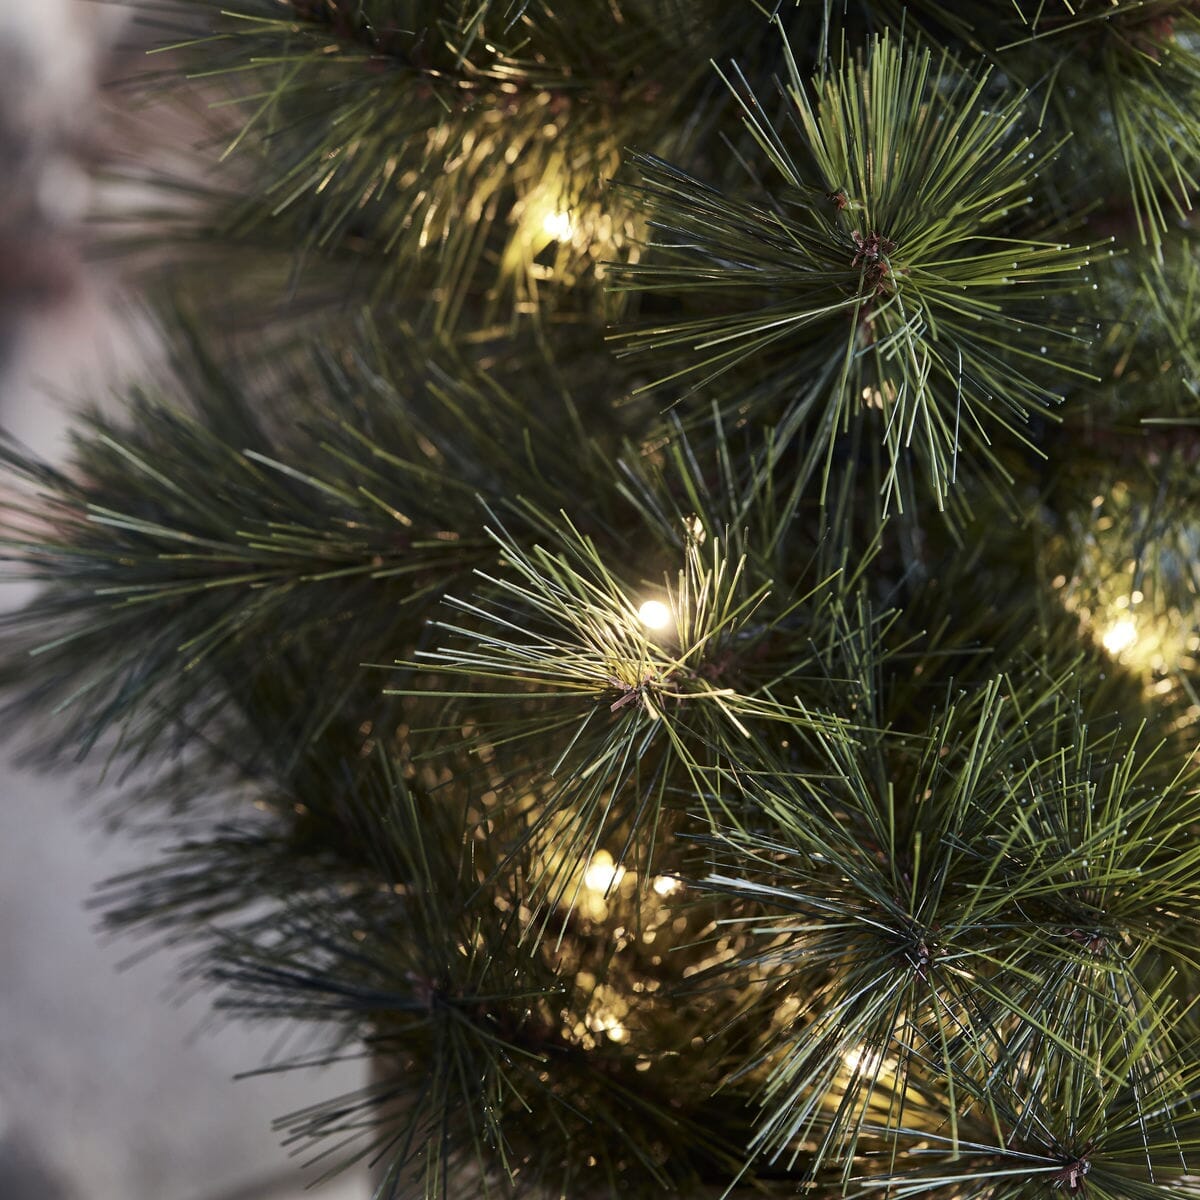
[6,1,1200,1196]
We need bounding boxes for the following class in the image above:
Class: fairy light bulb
[638,600,671,630]
[1102,617,1138,656]
[542,209,575,242]
[584,850,625,894]
[843,1044,885,1074]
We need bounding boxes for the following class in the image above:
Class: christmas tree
[6,1,1200,1196]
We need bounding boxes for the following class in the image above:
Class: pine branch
[865,1013,1200,1197]
[686,674,1200,1185]
[391,457,884,923]
[610,29,1102,516]
[0,313,620,775]
[206,750,766,1198]
[117,0,782,327]
[841,0,1200,258]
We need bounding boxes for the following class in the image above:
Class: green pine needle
[611,29,1101,515]
[124,0,770,327]
[209,750,755,1198]
[392,487,871,922]
[688,674,1200,1184]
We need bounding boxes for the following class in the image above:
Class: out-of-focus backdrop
[0,4,368,1197]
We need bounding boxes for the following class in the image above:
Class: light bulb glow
[652,875,681,897]
[843,1045,885,1075]
[584,851,625,895]
[542,209,575,242]
[638,600,672,630]
[1102,617,1138,656]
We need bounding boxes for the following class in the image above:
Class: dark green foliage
[613,31,1101,516]
[123,0,793,328]
[7,2,1200,1198]
[801,3,1200,257]
[398,493,868,916]
[693,679,1200,1187]
[206,752,768,1198]
[931,1,1200,258]
[0,312,628,770]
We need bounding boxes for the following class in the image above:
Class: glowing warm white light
[542,209,575,242]
[843,1045,883,1074]
[584,850,626,894]
[652,875,681,897]
[638,600,672,630]
[1102,617,1138,656]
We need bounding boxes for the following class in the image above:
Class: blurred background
[0,3,368,1197]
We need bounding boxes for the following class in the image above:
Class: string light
[638,599,672,630]
[595,1013,629,1043]
[652,875,681,897]
[542,208,575,242]
[843,1044,887,1075]
[1101,617,1138,656]
[584,850,625,894]
[843,1045,868,1072]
